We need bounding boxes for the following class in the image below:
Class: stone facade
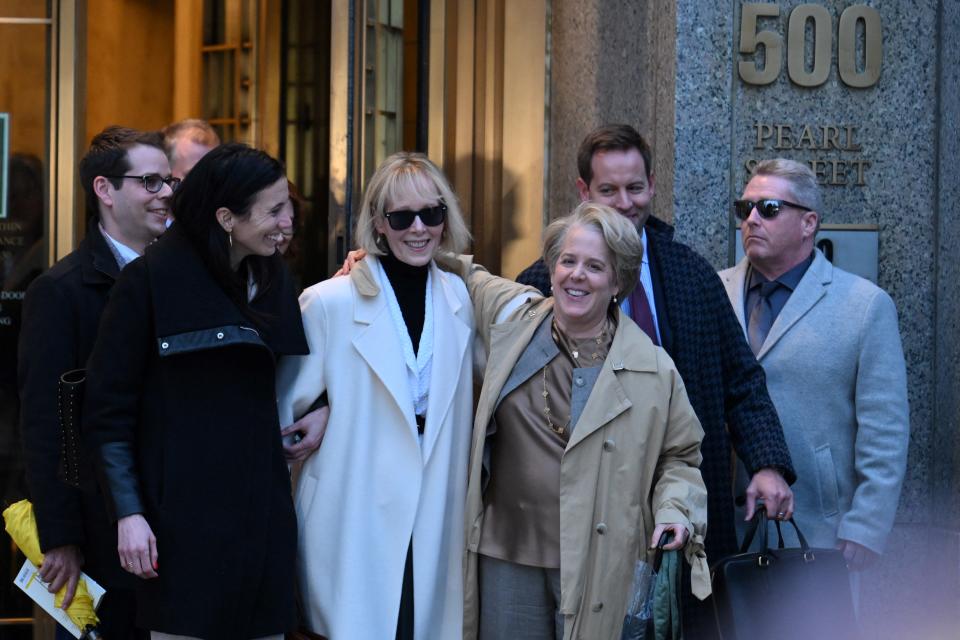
[549,1,959,635]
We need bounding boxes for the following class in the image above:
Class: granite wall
[549,0,959,635]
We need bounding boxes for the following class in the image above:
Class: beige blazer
[458,269,710,640]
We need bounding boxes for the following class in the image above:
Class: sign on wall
[729,2,897,270]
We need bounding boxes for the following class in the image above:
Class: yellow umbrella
[3,499,99,629]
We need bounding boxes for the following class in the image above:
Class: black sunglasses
[384,202,447,230]
[105,174,181,194]
[732,198,812,221]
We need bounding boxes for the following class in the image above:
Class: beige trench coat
[460,270,711,640]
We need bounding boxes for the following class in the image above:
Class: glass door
[0,1,71,636]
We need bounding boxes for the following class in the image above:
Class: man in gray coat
[719,158,909,573]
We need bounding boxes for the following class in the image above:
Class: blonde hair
[542,202,643,298]
[354,152,471,256]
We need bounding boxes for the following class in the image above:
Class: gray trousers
[479,554,566,640]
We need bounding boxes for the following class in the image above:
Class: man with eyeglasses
[516,124,795,638]
[18,125,174,639]
[720,158,908,600]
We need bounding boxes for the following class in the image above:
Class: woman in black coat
[84,144,308,639]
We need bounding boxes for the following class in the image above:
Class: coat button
[160,341,169,349]
[603,439,615,451]
[595,522,607,535]
[591,602,604,612]
[216,332,224,339]
[575,376,584,386]
[528,310,537,317]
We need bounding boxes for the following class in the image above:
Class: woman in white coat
[276,153,492,640]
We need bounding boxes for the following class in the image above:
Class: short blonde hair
[542,202,643,298]
[751,158,822,216]
[355,152,471,256]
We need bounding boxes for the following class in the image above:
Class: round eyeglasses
[105,174,181,194]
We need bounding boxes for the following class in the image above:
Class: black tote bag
[711,511,860,640]
[57,368,86,488]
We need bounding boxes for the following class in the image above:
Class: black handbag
[57,368,86,488]
[711,511,860,640]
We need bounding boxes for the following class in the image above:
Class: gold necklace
[541,318,610,436]
[541,365,568,436]
[553,318,609,366]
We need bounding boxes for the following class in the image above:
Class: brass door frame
[50,0,82,262]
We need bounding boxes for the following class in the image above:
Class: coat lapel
[81,224,120,287]
[756,250,831,360]
[476,306,550,432]
[496,316,558,406]
[720,258,751,333]
[565,317,658,451]
[422,263,472,463]
[350,258,417,437]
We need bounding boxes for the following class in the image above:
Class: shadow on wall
[451,153,520,278]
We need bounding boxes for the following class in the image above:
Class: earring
[228,231,233,248]
[613,294,619,304]
[375,232,389,253]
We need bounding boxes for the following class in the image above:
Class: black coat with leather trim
[83,223,308,640]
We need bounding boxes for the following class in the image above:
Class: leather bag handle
[774,518,812,552]
[740,506,813,555]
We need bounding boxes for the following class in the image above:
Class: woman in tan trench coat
[450,203,711,640]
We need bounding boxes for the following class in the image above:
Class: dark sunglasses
[732,198,812,221]
[105,174,181,194]
[384,202,447,230]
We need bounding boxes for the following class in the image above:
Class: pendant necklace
[541,318,610,436]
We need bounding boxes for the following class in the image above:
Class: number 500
[738,3,882,88]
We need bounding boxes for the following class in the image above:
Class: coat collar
[565,310,660,450]
[722,249,832,359]
[481,299,660,452]
[644,214,676,241]
[755,249,831,358]
[143,224,307,356]
[349,255,471,460]
[80,220,121,287]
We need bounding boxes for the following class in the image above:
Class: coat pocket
[295,472,320,526]
[814,444,840,517]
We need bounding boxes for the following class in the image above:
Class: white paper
[13,559,105,638]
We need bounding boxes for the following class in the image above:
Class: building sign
[744,122,870,186]
[737,4,882,88]
[0,113,8,219]
[736,4,883,188]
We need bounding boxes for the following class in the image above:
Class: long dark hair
[172,143,286,321]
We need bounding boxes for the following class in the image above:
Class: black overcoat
[83,224,308,639]
[17,223,136,591]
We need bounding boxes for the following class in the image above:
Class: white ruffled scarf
[374,258,435,429]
